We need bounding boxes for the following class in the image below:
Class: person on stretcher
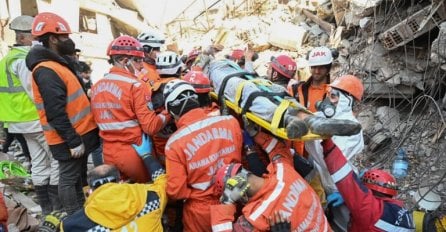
[206,57,361,139]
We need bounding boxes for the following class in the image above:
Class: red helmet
[186,49,201,65]
[213,163,242,196]
[231,49,245,60]
[362,169,398,197]
[32,12,71,37]
[107,35,144,58]
[182,71,212,93]
[271,55,297,79]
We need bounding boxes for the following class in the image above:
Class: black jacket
[26,45,99,160]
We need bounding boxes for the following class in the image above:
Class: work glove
[243,117,260,137]
[268,211,291,232]
[70,143,85,158]
[242,130,255,147]
[38,211,68,232]
[327,192,344,207]
[220,175,250,205]
[131,134,153,159]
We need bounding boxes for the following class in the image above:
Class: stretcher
[209,61,325,141]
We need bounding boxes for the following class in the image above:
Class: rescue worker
[61,134,167,231]
[163,80,242,231]
[137,29,165,87]
[90,35,169,183]
[182,70,219,116]
[208,59,361,139]
[305,75,366,230]
[26,12,100,215]
[211,129,331,231]
[320,137,415,231]
[148,51,184,165]
[287,46,333,158]
[0,15,61,215]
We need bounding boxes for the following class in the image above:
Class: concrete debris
[379,3,446,50]
[268,22,308,51]
[376,106,400,132]
[430,22,446,64]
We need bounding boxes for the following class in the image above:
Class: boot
[48,185,63,211]
[304,116,362,136]
[35,185,52,215]
[284,113,309,139]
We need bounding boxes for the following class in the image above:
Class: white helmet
[156,51,183,75]
[308,46,333,66]
[163,79,197,110]
[137,29,165,48]
[9,15,34,32]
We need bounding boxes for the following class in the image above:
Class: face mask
[316,97,336,118]
[31,40,42,47]
[56,38,76,56]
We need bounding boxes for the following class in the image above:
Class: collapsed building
[166,0,446,213]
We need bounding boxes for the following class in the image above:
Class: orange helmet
[107,35,144,58]
[271,55,297,79]
[182,71,212,93]
[32,12,71,37]
[362,169,398,197]
[213,163,243,197]
[330,75,364,101]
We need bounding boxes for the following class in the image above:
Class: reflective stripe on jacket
[91,67,168,144]
[32,61,97,145]
[165,108,242,201]
[0,46,39,122]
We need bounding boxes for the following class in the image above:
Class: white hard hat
[163,79,196,110]
[137,29,165,48]
[308,46,333,66]
[9,15,34,32]
[156,51,183,75]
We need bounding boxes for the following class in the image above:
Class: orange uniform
[138,62,160,88]
[0,192,7,229]
[91,66,169,183]
[165,108,242,232]
[289,80,329,156]
[210,132,331,232]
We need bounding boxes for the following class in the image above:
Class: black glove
[269,211,291,232]
[38,211,67,232]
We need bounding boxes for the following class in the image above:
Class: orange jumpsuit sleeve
[253,132,293,166]
[165,149,192,200]
[210,204,237,232]
[131,82,170,136]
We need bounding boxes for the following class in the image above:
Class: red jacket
[322,139,415,232]
[0,192,7,230]
[210,132,331,232]
[165,108,242,202]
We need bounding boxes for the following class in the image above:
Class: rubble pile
[167,0,446,212]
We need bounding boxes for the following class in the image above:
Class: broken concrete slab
[376,106,400,132]
[268,22,308,51]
